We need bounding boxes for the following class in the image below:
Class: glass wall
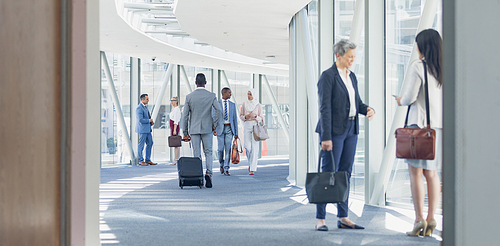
[101,53,132,165]
[335,0,366,198]
[261,75,290,156]
[385,0,443,207]
[101,53,290,165]
[301,0,367,196]
[140,59,171,163]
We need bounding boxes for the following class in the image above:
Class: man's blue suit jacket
[135,103,152,133]
[315,62,370,141]
[215,99,238,136]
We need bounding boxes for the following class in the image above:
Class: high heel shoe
[406,220,427,237]
[422,219,436,237]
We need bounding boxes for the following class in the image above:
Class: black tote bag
[305,150,349,204]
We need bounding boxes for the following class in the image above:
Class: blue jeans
[316,120,357,219]
[138,132,153,163]
[218,125,233,171]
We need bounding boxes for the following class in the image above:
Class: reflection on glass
[101,53,132,165]
[385,0,443,208]
[334,0,366,198]
[100,55,290,165]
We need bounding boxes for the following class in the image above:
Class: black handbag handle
[404,60,431,129]
[317,150,335,173]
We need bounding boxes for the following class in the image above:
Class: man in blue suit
[215,87,238,176]
[135,94,157,166]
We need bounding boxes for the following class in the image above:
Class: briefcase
[168,135,182,147]
[305,150,349,204]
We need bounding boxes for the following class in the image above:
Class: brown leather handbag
[395,61,436,160]
[168,135,182,147]
[231,137,242,164]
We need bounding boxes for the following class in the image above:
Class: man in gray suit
[182,73,221,188]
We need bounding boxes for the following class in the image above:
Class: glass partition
[101,53,132,165]
[385,0,443,207]
[335,0,366,198]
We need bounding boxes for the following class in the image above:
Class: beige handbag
[253,122,269,141]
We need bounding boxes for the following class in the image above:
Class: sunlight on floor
[99,167,178,244]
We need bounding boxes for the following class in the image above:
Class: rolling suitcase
[177,156,204,189]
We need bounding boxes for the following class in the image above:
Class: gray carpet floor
[100,158,442,246]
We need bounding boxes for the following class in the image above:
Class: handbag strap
[403,60,431,129]
[233,137,243,152]
[317,150,335,173]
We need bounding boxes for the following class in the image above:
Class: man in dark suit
[314,39,375,231]
[215,87,238,176]
[135,94,157,166]
[182,73,221,188]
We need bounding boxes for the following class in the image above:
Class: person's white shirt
[400,59,443,128]
[169,106,181,125]
[222,99,230,124]
[337,67,356,117]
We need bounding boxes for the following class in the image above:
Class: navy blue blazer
[315,63,370,141]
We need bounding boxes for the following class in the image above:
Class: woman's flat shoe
[315,225,328,231]
[422,219,436,236]
[406,220,427,236]
[337,221,364,229]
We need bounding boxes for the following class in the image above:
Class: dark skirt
[170,119,180,136]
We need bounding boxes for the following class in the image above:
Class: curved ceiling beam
[100,0,288,76]
[174,0,311,66]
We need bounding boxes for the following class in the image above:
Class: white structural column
[364,0,385,205]
[369,0,440,205]
[350,0,365,45]
[288,15,304,185]
[86,0,100,244]
[288,8,318,186]
[318,0,334,73]
[180,65,193,93]
[100,51,136,164]
[262,75,289,142]
[443,1,500,245]
[130,57,140,164]
[151,63,174,122]
[297,8,319,174]
[220,70,243,130]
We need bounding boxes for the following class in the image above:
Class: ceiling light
[265,55,276,59]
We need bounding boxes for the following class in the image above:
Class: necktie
[224,100,228,121]
[146,105,151,119]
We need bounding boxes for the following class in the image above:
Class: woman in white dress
[169,96,181,165]
[239,88,263,175]
[396,29,443,237]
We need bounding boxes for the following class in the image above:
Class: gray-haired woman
[314,39,375,231]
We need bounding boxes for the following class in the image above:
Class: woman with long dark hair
[396,29,443,237]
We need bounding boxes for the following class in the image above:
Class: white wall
[86,0,101,245]
[443,0,500,245]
